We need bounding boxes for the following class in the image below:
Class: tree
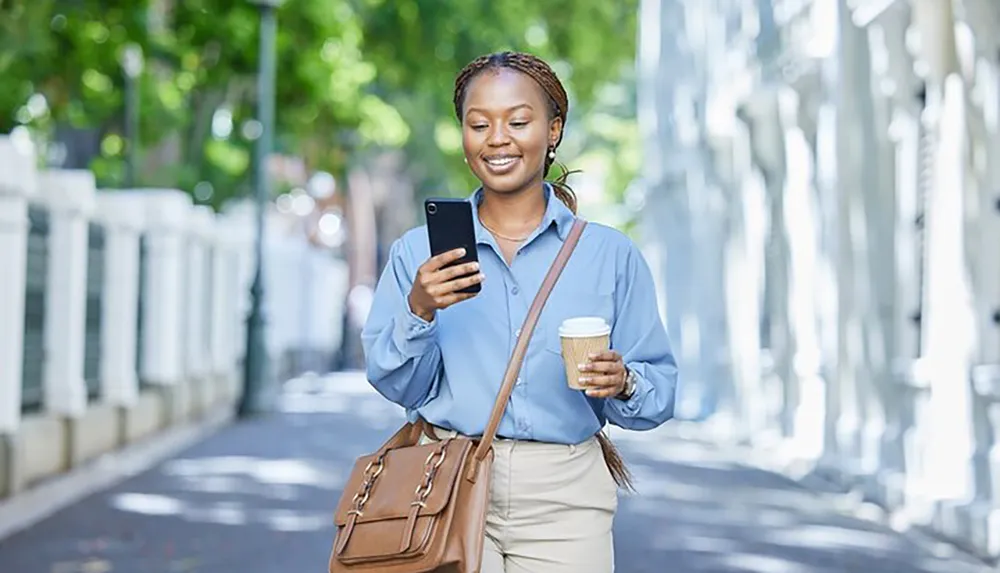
[0,0,641,214]
[355,0,641,200]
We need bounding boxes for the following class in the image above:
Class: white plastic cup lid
[558,316,611,337]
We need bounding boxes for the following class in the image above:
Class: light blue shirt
[361,185,679,444]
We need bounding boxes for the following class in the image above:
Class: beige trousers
[421,427,618,572]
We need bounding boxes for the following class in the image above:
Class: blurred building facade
[636,0,1000,559]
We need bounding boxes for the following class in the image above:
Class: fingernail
[578,364,587,371]
[578,377,590,384]
[588,352,598,359]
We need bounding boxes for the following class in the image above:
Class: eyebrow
[465,103,534,117]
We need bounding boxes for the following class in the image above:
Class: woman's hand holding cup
[559,317,618,395]
[578,350,627,398]
[408,248,484,322]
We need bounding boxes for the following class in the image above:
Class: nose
[486,124,510,146]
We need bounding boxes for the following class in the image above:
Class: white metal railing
[0,135,251,433]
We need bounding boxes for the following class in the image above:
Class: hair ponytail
[597,432,635,492]
[551,183,577,215]
[546,158,580,214]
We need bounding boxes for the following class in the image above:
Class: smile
[482,155,521,175]
[484,156,519,166]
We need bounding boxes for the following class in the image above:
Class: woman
[361,51,678,572]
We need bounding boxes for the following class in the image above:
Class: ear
[548,116,563,149]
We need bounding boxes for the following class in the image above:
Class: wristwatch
[616,367,637,400]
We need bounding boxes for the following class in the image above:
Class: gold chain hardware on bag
[347,451,387,518]
[412,444,448,508]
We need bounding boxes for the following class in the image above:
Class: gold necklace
[480,219,531,242]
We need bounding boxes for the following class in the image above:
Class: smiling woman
[453,52,576,220]
[349,50,680,573]
[458,67,557,195]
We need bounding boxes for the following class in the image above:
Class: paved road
[0,372,990,572]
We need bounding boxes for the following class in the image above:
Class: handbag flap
[333,438,473,526]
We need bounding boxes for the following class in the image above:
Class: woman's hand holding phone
[407,248,485,322]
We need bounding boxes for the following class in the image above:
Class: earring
[548,149,556,160]
[463,157,468,164]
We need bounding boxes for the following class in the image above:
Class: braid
[453,51,578,214]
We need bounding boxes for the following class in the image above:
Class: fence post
[126,189,192,423]
[210,221,237,404]
[93,192,145,442]
[184,205,216,416]
[36,170,95,420]
[0,136,38,497]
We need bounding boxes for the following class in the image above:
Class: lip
[480,155,521,176]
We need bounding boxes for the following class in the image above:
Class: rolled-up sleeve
[361,238,442,409]
[604,243,679,430]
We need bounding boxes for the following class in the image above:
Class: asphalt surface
[0,372,991,573]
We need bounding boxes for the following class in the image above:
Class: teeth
[485,157,517,166]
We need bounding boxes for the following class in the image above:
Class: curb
[0,406,233,542]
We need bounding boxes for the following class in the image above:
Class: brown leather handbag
[328,218,587,573]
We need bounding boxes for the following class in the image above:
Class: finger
[438,291,478,308]
[584,384,623,398]
[579,360,622,374]
[425,248,469,272]
[433,261,480,282]
[431,272,485,296]
[579,373,623,389]
[587,349,621,363]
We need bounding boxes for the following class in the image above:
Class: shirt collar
[468,183,576,245]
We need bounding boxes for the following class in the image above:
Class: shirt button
[514,328,521,337]
[516,377,523,385]
[511,286,519,295]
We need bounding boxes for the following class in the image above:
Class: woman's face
[460,68,562,196]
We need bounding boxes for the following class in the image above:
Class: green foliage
[354,0,640,200]
[0,0,640,213]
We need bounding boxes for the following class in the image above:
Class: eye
[510,120,529,128]
[469,123,488,131]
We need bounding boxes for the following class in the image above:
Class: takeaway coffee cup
[558,317,612,390]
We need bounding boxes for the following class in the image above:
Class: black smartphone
[424,198,481,294]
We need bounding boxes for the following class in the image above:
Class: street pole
[121,43,143,188]
[238,0,280,417]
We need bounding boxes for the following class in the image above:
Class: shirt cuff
[392,305,438,356]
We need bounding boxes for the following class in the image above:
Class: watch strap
[616,367,636,400]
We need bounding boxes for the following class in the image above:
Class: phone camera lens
[427,203,437,215]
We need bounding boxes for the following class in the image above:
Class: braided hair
[453,51,579,214]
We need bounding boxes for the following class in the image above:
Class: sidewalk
[0,372,990,573]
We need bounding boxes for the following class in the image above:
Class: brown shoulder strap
[471,218,587,466]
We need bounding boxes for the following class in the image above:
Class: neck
[478,181,547,237]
